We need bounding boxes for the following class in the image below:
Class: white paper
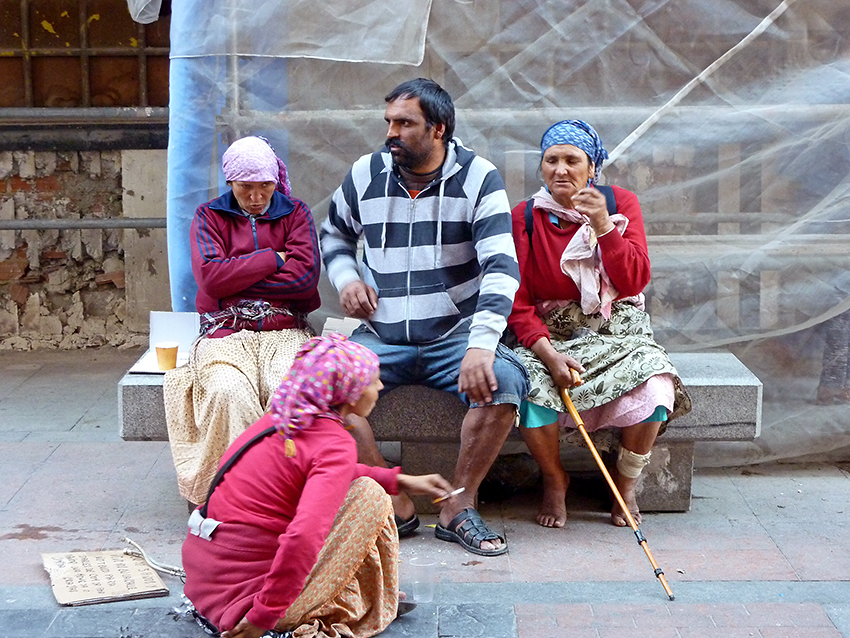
[149,311,200,353]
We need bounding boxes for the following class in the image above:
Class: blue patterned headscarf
[540,120,609,186]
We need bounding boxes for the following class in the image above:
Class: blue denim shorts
[350,326,529,409]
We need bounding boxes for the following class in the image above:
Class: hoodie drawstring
[381,170,390,252]
[435,179,445,268]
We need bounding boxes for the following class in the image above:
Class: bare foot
[610,471,641,527]
[537,471,569,528]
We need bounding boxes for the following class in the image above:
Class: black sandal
[434,507,507,556]
[395,513,420,538]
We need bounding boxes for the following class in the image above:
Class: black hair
[385,78,455,142]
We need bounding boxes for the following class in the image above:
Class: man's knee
[488,344,530,407]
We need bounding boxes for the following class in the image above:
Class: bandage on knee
[616,447,652,479]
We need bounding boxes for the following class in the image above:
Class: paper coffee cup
[155,341,180,371]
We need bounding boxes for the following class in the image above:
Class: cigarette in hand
[432,487,465,504]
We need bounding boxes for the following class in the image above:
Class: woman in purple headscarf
[182,334,454,638]
[507,120,691,528]
[164,136,321,508]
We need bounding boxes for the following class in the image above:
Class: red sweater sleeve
[355,463,401,495]
[596,186,651,297]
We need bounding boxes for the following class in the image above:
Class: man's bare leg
[611,420,662,527]
[346,414,416,521]
[438,403,516,552]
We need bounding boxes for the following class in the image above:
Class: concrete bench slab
[118,351,761,512]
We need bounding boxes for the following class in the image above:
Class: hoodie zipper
[248,215,259,250]
[405,193,414,342]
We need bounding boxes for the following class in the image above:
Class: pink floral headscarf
[222,135,292,196]
[270,333,380,456]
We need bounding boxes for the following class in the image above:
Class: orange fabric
[278,477,399,637]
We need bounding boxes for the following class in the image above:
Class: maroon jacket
[191,190,321,336]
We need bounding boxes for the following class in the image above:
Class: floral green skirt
[512,301,692,449]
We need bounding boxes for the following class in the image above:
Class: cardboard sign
[42,550,169,606]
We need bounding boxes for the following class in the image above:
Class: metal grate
[0,0,169,109]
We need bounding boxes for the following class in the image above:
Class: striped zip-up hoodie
[320,138,519,351]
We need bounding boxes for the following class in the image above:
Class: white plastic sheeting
[166,0,850,466]
[169,0,433,64]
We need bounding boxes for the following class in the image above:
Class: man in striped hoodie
[320,78,528,556]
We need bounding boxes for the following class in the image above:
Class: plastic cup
[155,341,179,371]
[405,556,436,604]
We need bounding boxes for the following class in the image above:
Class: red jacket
[191,190,321,336]
[182,414,400,631]
[507,185,651,348]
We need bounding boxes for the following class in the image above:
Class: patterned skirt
[278,477,398,638]
[512,302,692,450]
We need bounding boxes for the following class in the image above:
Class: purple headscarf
[540,120,609,186]
[222,135,292,196]
[270,333,380,456]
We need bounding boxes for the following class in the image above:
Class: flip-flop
[434,507,507,556]
[396,601,417,617]
[394,513,420,538]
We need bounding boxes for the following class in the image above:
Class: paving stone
[438,603,516,638]
[379,604,438,637]
[0,609,56,638]
[42,606,138,637]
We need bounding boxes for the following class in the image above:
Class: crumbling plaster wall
[0,149,170,350]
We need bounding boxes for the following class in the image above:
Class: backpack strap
[198,425,277,518]
[523,185,617,252]
[596,184,618,216]
[524,198,535,250]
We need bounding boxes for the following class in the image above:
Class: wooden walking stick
[560,373,675,600]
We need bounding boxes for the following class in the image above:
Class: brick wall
[0,150,155,350]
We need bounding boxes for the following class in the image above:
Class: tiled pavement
[1,347,849,637]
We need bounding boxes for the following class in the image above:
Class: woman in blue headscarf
[507,120,691,528]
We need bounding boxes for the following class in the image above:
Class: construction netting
[163,0,850,466]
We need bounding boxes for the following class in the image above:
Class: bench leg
[634,440,694,512]
[399,441,459,515]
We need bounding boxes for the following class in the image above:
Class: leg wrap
[616,447,652,479]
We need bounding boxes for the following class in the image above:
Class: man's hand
[458,348,497,405]
[221,618,266,638]
[340,281,378,319]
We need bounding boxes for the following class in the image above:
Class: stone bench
[118,351,761,513]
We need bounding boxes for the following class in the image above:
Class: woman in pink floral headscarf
[182,334,454,638]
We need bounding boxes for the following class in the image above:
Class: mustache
[385,138,407,151]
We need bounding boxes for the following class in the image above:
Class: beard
[385,138,429,171]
